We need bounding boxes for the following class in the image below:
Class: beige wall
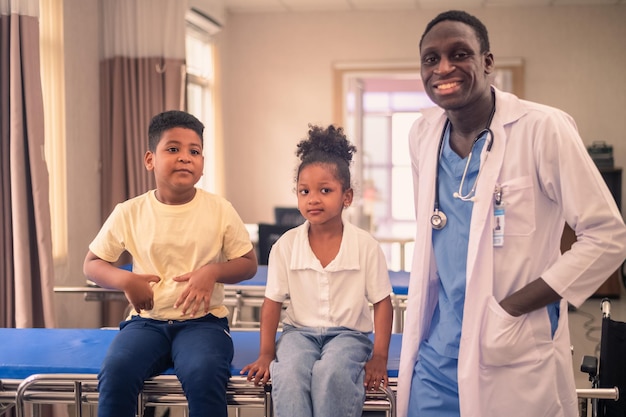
[220,5,626,223]
[57,3,626,327]
[55,0,102,327]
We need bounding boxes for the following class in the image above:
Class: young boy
[83,110,257,417]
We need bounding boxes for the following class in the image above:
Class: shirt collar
[290,221,361,272]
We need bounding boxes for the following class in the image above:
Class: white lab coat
[397,88,626,417]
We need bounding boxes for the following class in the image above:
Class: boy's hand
[240,355,273,386]
[173,269,217,317]
[124,274,160,313]
[363,354,388,391]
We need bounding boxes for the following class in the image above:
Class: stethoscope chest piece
[430,90,496,231]
[431,209,447,230]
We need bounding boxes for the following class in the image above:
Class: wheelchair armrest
[581,355,598,377]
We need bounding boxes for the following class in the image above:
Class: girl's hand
[240,355,273,386]
[363,354,388,391]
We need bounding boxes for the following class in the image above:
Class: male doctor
[397,10,626,417]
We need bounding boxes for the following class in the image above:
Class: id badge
[493,204,505,247]
[493,185,504,247]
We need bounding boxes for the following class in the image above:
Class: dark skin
[83,127,258,316]
[241,163,393,391]
[420,20,560,316]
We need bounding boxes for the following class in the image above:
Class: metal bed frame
[1,375,395,417]
[2,326,619,417]
[0,328,398,417]
[54,265,412,333]
[31,274,622,416]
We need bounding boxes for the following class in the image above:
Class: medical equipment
[579,298,624,417]
[2,327,619,417]
[0,328,400,417]
[431,91,496,230]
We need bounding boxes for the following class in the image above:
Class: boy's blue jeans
[270,325,373,417]
[97,314,233,417]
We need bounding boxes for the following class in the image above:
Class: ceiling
[225,0,625,13]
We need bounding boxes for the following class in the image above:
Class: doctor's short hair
[148,110,205,152]
[420,10,491,54]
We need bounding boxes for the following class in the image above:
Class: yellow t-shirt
[89,188,253,321]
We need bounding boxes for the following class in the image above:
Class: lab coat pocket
[479,296,541,368]
[500,176,535,236]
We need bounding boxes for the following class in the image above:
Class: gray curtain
[99,56,186,223]
[0,1,56,329]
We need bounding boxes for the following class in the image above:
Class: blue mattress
[0,328,402,379]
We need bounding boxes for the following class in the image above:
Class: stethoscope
[431,93,496,230]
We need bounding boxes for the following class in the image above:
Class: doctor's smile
[435,82,460,90]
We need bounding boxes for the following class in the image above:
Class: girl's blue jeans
[270,325,373,417]
[97,314,233,417]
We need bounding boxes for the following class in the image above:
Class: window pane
[363,92,390,112]
[390,92,422,111]
[186,21,215,193]
[391,112,420,166]
[363,115,389,166]
[394,91,434,110]
[392,166,415,221]
[186,27,213,79]
[363,167,389,226]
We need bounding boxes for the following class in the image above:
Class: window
[338,72,430,270]
[334,62,522,270]
[359,88,431,270]
[185,11,220,193]
[40,0,67,262]
[344,76,432,235]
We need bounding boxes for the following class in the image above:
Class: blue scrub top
[428,127,486,358]
[408,126,485,417]
[410,126,559,417]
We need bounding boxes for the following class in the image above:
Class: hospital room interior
[2,0,626,416]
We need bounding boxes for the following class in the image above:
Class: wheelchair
[579,298,625,417]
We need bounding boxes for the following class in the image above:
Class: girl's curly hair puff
[295,124,356,191]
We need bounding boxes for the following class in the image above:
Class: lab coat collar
[465,87,528,287]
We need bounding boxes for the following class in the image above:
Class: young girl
[242,124,393,417]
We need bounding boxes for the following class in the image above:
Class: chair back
[257,223,296,265]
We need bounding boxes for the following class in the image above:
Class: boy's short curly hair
[148,110,204,152]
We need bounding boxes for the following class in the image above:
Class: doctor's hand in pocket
[480,296,541,368]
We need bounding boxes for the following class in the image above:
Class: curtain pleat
[98,0,185,325]
[99,56,185,222]
[0,7,56,329]
[99,0,186,222]
[0,13,14,328]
